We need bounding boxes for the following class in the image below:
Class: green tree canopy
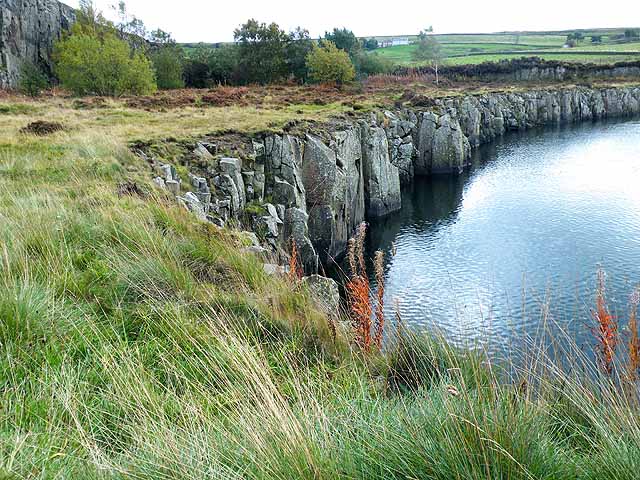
[234,19,290,84]
[306,41,355,84]
[151,45,184,89]
[324,28,360,56]
[54,22,156,96]
[285,27,314,83]
[362,38,379,51]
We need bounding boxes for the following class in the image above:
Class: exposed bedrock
[151,85,640,268]
[0,0,75,88]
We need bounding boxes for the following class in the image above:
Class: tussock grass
[3,98,640,479]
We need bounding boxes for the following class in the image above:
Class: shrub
[151,46,185,89]
[353,52,393,78]
[324,28,360,57]
[306,41,355,84]
[54,27,156,96]
[18,62,49,97]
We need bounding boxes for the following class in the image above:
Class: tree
[183,59,210,88]
[353,52,392,78]
[54,22,156,96]
[591,35,603,43]
[324,28,360,57]
[306,41,355,84]
[234,19,290,84]
[567,32,584,43]
[285,27,314,83]
[624,29,639,39]
[18,62,49,97]
[362,38,379,51]
[113,0,148,52]
[147,29,184,89]
[151,46,184,89]
[412,30,443,85]
[208,44,240,85]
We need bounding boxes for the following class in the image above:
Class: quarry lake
[367,118,640,352]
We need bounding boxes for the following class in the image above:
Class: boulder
[302,275,341,317]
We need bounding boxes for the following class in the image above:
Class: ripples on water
[367,119,640,354]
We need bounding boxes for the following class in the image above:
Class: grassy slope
[374,31,640,66]
[2,92,640,478]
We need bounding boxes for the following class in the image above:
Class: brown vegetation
[20,120,64,135]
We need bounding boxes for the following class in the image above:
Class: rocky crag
[0,0,75,89]
[143,85,640,273]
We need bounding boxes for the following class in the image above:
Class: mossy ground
[2,87,640,478]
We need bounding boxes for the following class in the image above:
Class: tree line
[18,1,395,97]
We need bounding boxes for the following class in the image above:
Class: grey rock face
[1,0,75,88]
[385,113,416,185]
[360,123,401,217]
[213,174,241,216]
[264,134,306,209]
[218,157,246,212]
[282,207,319,274]
[302,130,366,263]
[431,114,471,173]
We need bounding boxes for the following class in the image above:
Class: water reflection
[367,119,640,354]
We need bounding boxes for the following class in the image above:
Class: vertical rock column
[301,128,365,263]
[360,122,402,218]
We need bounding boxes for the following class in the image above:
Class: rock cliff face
[0,0,75,89]
[145,85,640,270]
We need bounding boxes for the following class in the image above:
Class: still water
[367,119,640,352]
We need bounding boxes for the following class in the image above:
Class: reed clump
[345,223,386,351]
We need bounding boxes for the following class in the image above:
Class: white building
[380,37,410,48]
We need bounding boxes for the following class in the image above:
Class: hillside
[370,28,640,66]
[3,79,640,477]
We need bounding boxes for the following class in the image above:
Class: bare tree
[412,28,443,85]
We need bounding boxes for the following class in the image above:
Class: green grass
[444,53,640,65]
[372,30,640,67]
[3,95,640,478]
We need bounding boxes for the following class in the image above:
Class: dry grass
[288,237,303,283]
[628,288,640,381]
[345,223,386,351]
[592,269,618,375]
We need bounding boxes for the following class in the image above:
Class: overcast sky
[63,0,639,43]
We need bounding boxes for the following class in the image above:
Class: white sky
[63,0,639,43]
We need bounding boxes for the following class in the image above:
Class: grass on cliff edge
[2,95,640,479]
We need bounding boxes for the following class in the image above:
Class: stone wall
[145,85,640,270]
[0,0,75,89]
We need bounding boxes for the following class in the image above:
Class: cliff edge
[0,0,75,88]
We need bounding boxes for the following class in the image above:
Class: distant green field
[444,53,640,66]
[371,29,640,67]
